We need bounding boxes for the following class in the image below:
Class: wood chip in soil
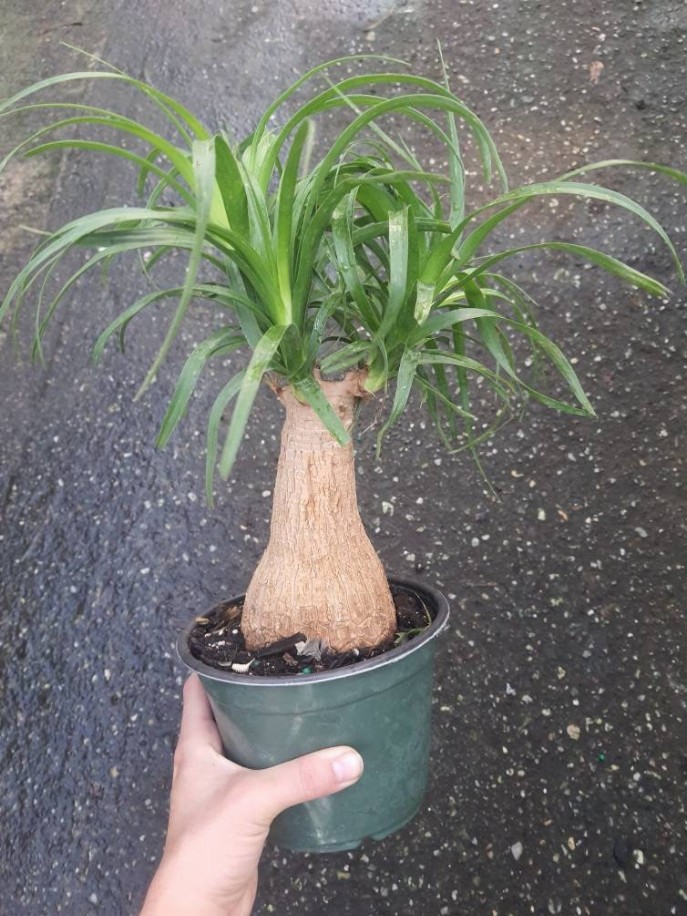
[187,583,433,677]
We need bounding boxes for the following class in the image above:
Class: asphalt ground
[0,1,685,913]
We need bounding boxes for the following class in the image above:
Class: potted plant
[1,53,684,852]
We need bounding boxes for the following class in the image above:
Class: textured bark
[241,371,397,653]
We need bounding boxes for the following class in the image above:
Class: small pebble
[511,841,523,861]
[566,724,581,740]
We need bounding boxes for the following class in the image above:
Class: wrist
[140,853,255,916]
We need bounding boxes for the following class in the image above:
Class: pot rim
[177,576,450,687]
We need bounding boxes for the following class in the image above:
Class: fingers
[174,679,363,833]
[243,747,364,827]
[176,674,223,754]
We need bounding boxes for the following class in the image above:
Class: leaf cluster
[1,52,684,501]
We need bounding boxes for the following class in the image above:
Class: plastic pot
[178,577,450,853]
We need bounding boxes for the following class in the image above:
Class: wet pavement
[1,1,686,913]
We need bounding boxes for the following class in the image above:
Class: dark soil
[188,582,432,676]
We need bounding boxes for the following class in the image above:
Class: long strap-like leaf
[157,328,245,448]
[219,325,290,478]
[135,138,217,399]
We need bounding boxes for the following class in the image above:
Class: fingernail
[332,751,364,784]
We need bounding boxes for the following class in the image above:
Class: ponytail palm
[2,55,684,651]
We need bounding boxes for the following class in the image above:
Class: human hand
[140,674,364,916]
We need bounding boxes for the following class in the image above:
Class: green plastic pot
[178,578,450,853]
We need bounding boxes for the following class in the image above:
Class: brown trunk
[240,371,397,653]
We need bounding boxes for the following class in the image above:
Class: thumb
[243,746,364,827]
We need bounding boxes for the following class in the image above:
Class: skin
[140,675,364,916]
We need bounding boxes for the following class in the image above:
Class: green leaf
[414,280,436,323]
[408,306,499,345]
[414,367,474,420]
[305,294,342,365]
[214,133,250,236]
[205,371,246,506]
[240,163,278,286]
[483,180,684,283]
[267,74,506,192]
[24,139,192,203]
[559,158,687,188]
[516,323,595,416]
[419,348,516,404]
[251,55,407,144]
[319,340,371,374]
[438,44,467,229]
[93,288,183,361]
[156,328,244,448]
[454,202,525,266]
[290,375,351,446]
[377,207,411,339]
[91,284,255,363]
[0,67,208,140]
[473,241,670,298]
[376,347,420,453]
[274,119,314,315]
[135,138,217,399]
[219,325,289,477]
[331,190,380,330]
[2,112,195,185]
